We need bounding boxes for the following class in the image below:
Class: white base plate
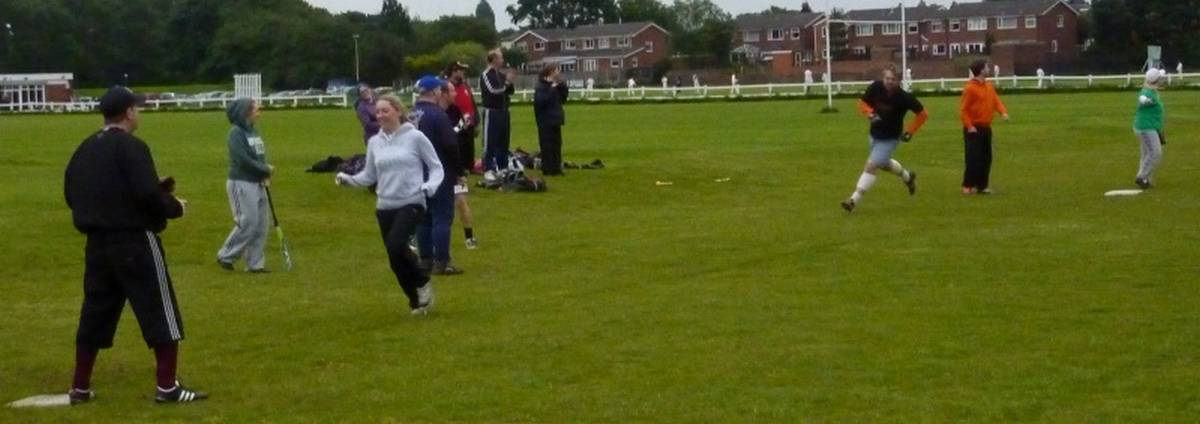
[8,394,71,408]
[1105,189,1144,197]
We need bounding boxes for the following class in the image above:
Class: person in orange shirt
[841,66,929,213]
[960,59,1010,194]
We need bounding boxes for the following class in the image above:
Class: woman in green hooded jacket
[217,98,274,272]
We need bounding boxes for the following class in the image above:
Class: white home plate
[8,394,71,408]
[1104,189,1144,197]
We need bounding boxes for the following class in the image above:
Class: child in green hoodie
[217,98,274,272]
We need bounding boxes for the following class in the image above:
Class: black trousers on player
[482,108,511,172]
[376,205,430,309]
[458,130,476,173]
[77,230,184,349]
[963,125,994,190]
[538,125,563,175]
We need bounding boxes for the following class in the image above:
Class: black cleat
[840,199,856,213]
[905,171,918,196]
[155,383,208,404]
[432,262,465,276]
[217,260,234,271]
[68,389,95,405]
[1136,178,1152,189]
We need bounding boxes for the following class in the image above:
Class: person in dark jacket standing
[63,86,207,404]
[534,64,569,176]
[216,98,274,272]
[446,62,478,174]
[410,76,463,275]
[355,84,379,146]
[480,50,516,179]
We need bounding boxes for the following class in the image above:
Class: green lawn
[2,92,1198,422]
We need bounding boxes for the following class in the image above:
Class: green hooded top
[226,98,271,182]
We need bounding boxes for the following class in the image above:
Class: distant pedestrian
[535,64,570,176]
[217,98,274,273]
[355,84,379,146]
[960,60,1010,195]
[1132,68,1168,189]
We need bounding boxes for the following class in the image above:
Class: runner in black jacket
[63,87,207,404]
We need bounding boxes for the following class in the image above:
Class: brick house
[510,22,671,83]
[812,0,1082,79]
[731,12,827,77]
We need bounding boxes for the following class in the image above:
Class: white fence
[1,93,349,113]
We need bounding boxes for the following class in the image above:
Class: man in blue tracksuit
[480,50,515,179]
[409,76,463,275]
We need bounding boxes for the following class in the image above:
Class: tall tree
[1088,0,1200,71]
[475,0,496,30]
[617,0,677,30]
[380,0,414,38]
[800,2,813,13]
[506,0,619,29]
[671,0,730,32]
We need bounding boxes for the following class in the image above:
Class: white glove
[1139,95,1154,106]
[335,173,351,186]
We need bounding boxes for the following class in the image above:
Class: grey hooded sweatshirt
[226,98,271,182]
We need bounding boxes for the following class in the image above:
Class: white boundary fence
[1,93,349,113]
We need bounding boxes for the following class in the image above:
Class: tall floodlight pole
[825,0,834,110]
[900,0,908,87]
[353,34,361,81]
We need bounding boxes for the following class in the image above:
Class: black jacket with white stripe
[480,67,514,110]
[65,127,184,234]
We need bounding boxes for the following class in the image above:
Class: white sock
[888,159,910,180]
[851,173,877,202]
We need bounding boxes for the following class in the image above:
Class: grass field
[2,92,1198,422]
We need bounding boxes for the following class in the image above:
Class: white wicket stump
[1104,189,1144,197]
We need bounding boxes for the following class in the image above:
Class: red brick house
[834,0,1082,77]
[510,22,671,83]
[731,12,827,77]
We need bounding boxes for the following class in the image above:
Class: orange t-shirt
[959,79,1008,129]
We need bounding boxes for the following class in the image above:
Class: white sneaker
[465,238,478,250]
[483,170,497,182]
[417,283,434,308]
[410,307,427,316]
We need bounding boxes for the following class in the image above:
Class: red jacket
[453,82,477,128]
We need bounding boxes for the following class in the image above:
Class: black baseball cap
[98,86,146,119]
[448,61,470,71]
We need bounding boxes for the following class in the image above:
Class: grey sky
[304,0,956,30]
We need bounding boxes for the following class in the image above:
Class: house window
[534,41,545,51]
[931,21,944,33]
[744,31,760,42]
[1025,15,1037,28]
[793,52,803,66]
[882,23,902,35]
[610,59,621,68]
[618,37,631,47]
[966,43,985,53]
[856,24,873,36]
[583,39,595,50]
[584,60,597,72]
[802,50,813,63]
[630,57,639,68]
[768,29,784,41]
[1057,14,1065,28]
[565,40,578,50]
[822,48,829,59]
[791,27,802,39]
[997,16,1017,29]
[559,63,576,72]
[968,17,987,31]
[852,46,867,55]
[598,38,610,49]
[519,42,529,51]
[950,43,962,54]
[1051,40,1059,53]
[949,19,961,32]
[908,23,919,34]
[933,44,947,55]
[645,41,654,53]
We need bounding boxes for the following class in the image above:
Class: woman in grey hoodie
[336,95,443,315]
[217,98,274,272]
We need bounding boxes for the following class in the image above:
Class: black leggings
[375,205,429,308]
[962,126,994,190]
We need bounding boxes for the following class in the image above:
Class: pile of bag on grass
[306,154,367,175]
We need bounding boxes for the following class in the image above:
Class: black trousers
[482,108,511,171]
[77,230,184,349]
[962,126,994,190]
[458,130,476,173]
[375,205,429,309]
[538,125,563,175]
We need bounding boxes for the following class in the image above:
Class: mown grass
[2,91,1198,422]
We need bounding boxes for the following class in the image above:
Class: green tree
[502,47,528,69]
[671,0,729,32]
[1087,0,1199,71]
[505,0,619,29]
[439,42,488,74]
[475,0,496,31]
[617,0,677,30]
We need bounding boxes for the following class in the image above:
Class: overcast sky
[304,0,956,29]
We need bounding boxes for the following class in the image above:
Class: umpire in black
[63,86,207,404]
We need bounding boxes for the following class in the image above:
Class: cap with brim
[98,86,146,118]
[415,75,446,94]
[450,61,470,71]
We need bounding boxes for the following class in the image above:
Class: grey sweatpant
[217,180,270,270]
[1135,130,1163,181]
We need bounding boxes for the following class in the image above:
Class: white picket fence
[1,93,349,113]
